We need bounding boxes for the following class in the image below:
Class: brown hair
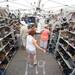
[28,29,36,36]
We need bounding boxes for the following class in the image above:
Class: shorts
[26,49,36,55]
[40,40,48,49]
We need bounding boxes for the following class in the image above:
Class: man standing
[20,24,28,48]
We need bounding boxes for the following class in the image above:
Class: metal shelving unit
[0,26,17,75]
[55,30,75,75]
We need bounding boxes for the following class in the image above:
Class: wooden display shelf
[60,37,75,49]
[59,43,73,59]
[0,32,13,41]
[57,60,63,71]
[0,26,9,29]
[0,42,9,52]
[0,64,7,69]
[57,50,73,69]
[0,44,14,65]
[61,30,75,35]
[4,51,17,71]
[67,31,75,35]
[5,45,14,57]
[0,58,5,65]
[55,30,75,75]
[0,17,17,75]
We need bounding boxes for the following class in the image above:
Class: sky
[0,0,75,12]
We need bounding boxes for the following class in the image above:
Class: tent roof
[0,0,75,13]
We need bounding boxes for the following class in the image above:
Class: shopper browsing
[26,28,46,66]
[13,21,28,48]
[40,25,50,52]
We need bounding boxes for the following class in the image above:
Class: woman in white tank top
[26,28,45,65]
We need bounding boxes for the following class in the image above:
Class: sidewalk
[6,48,63,75]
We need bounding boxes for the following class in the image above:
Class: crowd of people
[25,24,51,66]
[10,20,51,66]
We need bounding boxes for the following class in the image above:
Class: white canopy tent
[0,0,75,13]
[0,0,75,32]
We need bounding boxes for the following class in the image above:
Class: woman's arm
[32,39,46,53]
